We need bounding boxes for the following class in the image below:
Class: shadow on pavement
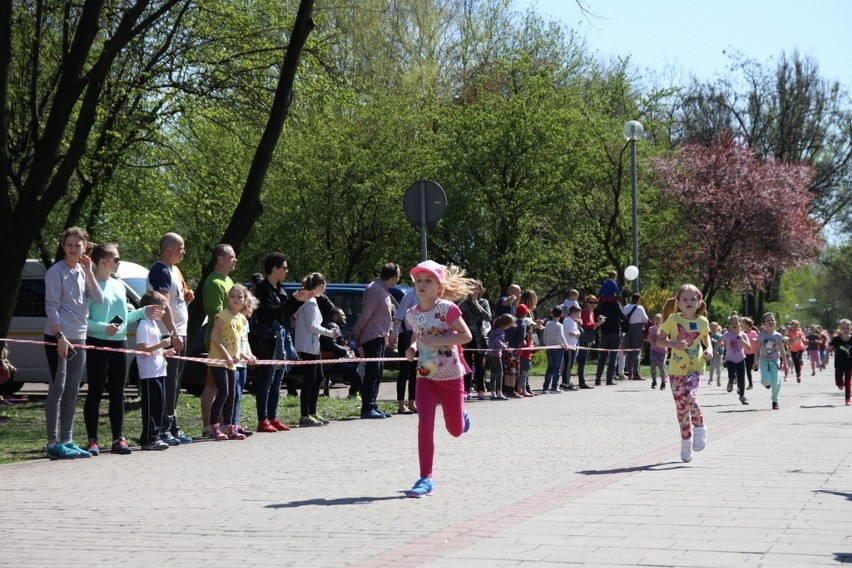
[816,490,852,501]
[717,408,759,414]
[265,495,406,508]
[799,404,836,409]
[577,462,688,475]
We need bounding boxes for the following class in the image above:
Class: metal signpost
[403,180,447,261]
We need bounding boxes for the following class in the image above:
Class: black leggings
[791,350,803,377]
[726,360,746,397]
[397,331,417,401]
[744,353,755,387]
[298,352,323,417]
[84,337,127,442]
[209,367,236,426]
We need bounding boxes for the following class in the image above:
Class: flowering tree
[652,131,822,306]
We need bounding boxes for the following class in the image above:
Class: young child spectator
[787,319,806,382]
[707,322,724,386]
[487,315,514,400]
[827,319,852,406]
[656,284,712,463]
[742,317,758,389]
[598,270,621,302]
[646,313,668,390]
[542,306,568,393]
[753,312,788,410]
[320,308,362,402]
[207,284,253,440]
[294,273,341,427]
[721,315,750,405]
[559,305,582,390]
[502,304,528,397]
[403,261,474,498]
[232,289,258,437]
[560,289,581,316]
[136,291,175,451]
[517,316,536,397]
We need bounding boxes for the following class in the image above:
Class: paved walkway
[2,368,850,567]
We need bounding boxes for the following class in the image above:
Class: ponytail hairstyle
[301,272,326,291]
[439,264,476,302]
[239,288,257,317]
[660,284,707,323]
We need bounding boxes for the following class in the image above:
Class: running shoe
[46,443,77,460]
[86,440,101,456]
[64,442,91,458]
[111,438,132,455]
[257,419,278,433]
[406,477,433,498]
[299,416,323,427]
[176,431,193,444]
[227,425,246,440]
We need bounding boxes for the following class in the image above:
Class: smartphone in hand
[66,347,77,360]
[110,314,124,325]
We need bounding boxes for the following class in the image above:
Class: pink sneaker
[208,424,227,441]
[227,425,246,440]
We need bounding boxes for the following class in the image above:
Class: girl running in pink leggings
[403,261,474,498]
[656,284,713,463]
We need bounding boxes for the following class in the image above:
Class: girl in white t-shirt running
[403,261,474,498]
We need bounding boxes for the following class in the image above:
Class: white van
[2,259,148,394]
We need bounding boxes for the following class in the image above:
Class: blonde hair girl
[402,261,474,498]
[656,284,712,463]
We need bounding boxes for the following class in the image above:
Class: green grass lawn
[0,391,397,465]
[0,355,654,465]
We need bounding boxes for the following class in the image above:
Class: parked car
[2,259,147,395]
[180,282,408,396]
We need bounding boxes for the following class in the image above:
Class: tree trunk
[186,0,315,351]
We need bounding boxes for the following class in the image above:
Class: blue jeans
[519,359,532,392]
[544,349,564,390]
[596,332,622,383]
[232,366,247,426]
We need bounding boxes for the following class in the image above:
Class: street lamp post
[623,120,644,292]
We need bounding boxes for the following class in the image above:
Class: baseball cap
[410,260,446,282]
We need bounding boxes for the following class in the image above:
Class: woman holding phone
[44,227,104,459]
[84,244,159,455]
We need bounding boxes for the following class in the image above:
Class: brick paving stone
[1,368,850,567]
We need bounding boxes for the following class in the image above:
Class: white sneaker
[681,439,693,462]
[693,426,707,451]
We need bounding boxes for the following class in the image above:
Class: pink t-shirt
[743,329,758,355]
[406,299,466,381]
[721,330,749,363]
[648,325,666,355]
